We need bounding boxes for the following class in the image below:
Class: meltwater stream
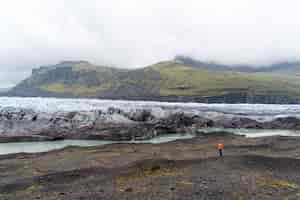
[1,129,300,155]
[0,134,195,155]
[198,128,300,138]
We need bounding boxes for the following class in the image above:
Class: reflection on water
[198,128,300,138]
[0,133,195,155]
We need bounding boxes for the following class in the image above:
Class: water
[198,128,300,138]
[0,133,195,155]
[1,128,299,155]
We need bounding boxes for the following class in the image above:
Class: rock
[215,117,263,128]
[265,117,300,129]
[124,109,154,122]
[125,188,133,192]
[192,116,214,127]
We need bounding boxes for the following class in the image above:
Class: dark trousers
[219,149,223,157]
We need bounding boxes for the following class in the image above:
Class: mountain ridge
[174,55,300,73]
[4,57,300,104]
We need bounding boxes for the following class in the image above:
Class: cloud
[1,0,300,87]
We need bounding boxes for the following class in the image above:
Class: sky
[1,0,300,88]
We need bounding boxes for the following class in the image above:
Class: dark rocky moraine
[1,134,300,199]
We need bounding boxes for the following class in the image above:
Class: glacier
[1,97,300,121]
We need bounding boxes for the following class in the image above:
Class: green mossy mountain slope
[7,59,300,103]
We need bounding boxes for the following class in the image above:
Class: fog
[1,0,300,87]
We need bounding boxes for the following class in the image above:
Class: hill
[5,58,300,103]
[175,55,300,73]
[0,88,10,93]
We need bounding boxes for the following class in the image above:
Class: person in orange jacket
[218,143,224,157]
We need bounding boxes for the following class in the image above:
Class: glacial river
[1,129,300,155]
[0,133,195,155]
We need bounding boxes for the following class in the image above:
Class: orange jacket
[218,143,224,150]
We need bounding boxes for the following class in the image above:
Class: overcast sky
[1,0,300,87]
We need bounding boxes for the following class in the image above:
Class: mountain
[7,61,160,98]
[5,58,300,103]
[0,87,11,96]
[175,55,300,73]
[0,88,10,92]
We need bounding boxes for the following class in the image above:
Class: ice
[1,97,300,121]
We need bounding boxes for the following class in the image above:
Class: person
[218,143,224,157]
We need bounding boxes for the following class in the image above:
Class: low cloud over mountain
[1,0,300,87]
